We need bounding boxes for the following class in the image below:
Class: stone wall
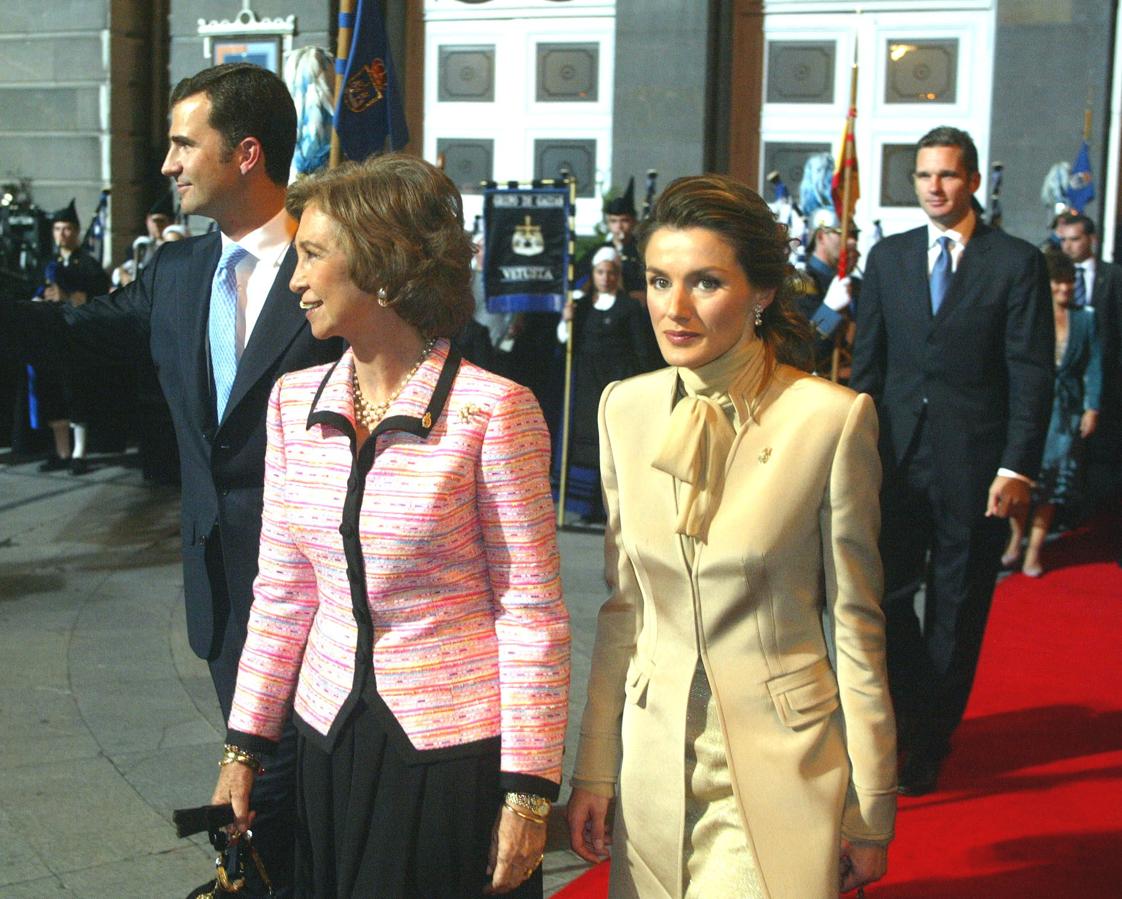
[611,0,713,192]
[0,1,116,264]
[990,0,1115,244]
[168,1,333,86]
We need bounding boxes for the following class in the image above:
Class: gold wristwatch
[505,792,551,819]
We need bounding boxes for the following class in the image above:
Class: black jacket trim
[499,772,562,802]
[302,346,464,752]
[225,728,279,757]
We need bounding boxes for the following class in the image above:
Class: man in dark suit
[850,126,1053,796]
[1056,211,1122,475]
[4,64,341,895]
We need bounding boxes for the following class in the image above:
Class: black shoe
[38,456,70,472]
[69,458,91,476]
[898,753,941,796]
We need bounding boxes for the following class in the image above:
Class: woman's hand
[1080,409,1099,438]
[566,786,612,863]
[210,761,257,835]
[839,838,888,894]
[484,805,547,894]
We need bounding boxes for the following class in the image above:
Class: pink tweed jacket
[227,341,570,788]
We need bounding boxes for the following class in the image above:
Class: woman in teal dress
[1005,249,1101,576]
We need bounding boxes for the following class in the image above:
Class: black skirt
[294,685,544,899]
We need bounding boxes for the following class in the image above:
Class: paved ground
[0,451,604,897]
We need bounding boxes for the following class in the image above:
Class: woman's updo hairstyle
[637,173,814,372]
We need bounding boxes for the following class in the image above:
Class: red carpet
[555,517,1122,898]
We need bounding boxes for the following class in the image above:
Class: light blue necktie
[929,235,953,315]
[208,243,250,421]
[1073,264,1088,308]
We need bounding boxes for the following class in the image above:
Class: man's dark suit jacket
[1088,259,1122,462]
[11,231,342,662]
[850,222,1054,517]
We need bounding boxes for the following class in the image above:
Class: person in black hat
[577,177,647,302]
[32,200,112,474]
[135,189,177,269]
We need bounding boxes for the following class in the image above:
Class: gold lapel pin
[758,447,772,464]
[458,403,480,423]
[422,412,432,428]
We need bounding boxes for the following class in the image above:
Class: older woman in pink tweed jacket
[211,155,569,898]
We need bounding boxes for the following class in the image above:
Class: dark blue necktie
[930,235,953,315]
[1073,265,1087,308]
[208,243,250,421]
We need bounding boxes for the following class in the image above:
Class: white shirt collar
[220,207,296,266]
[927,209,976,249]
[593,291,618,311]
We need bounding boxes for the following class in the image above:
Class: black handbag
[174,804,276,898]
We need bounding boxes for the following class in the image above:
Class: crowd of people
[3,59,1120,899]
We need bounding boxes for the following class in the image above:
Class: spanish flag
[831,109,859,276]
[831,114,859,224]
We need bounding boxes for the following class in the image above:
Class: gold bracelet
[505,791,551,818]
[219,743,263,775]
[503,801,548,826]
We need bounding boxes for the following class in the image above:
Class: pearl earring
[753,303,764,328]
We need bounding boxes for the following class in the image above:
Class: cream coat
[573,363,897,899]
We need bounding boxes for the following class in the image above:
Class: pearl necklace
[352,338,437,430]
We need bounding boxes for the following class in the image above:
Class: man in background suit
[2,64,341,895]
[850,126,1053,796]
[1057,211,1122,477]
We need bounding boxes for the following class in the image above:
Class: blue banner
[334,0,409,161]
[483,187,571,314]
[1067,139,1095,213]
[82,189,109,263]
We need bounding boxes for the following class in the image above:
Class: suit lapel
[1091,265,1106,308]
[181,233,221,431]
[899,228,932,327]
[222,245,304,422]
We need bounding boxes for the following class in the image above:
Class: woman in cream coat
[567,175,896,898]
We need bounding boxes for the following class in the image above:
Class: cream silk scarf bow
[651,337,765,540]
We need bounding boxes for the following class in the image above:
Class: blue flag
[83,189,109,263]
[1067,139,1094,213]
[334,0,409,161]
[483,187,571,314]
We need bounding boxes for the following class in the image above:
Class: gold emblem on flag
[344,58,388,113]
[512,216,545,257]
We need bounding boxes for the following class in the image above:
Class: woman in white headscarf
[559,245,662,521]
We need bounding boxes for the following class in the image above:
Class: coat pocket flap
[766,658,839,728]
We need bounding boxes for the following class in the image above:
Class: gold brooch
[458,403,480,423]
[422,412,432,429]
[758,447,772,463]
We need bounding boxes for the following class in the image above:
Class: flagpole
[831,40,858,383]
[330,0,358,169]
[557,175,577,529]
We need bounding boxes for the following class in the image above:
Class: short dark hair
[285,154,474,338]
[1057,211,1096,236]
[1043,247,1076,283]
[170,64,296,186]
[637,173,814,375]
[916,125,979,176]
